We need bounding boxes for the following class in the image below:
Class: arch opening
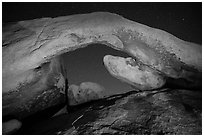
[59,43,134,97]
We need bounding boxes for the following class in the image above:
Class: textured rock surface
[103,55,166,90]
[68,82,106,106]
[52,82,106,117]
[16,89,202,135]
[2,12,201,121]
[2,57,66,119]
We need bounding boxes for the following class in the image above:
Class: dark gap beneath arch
[60,43,133,97]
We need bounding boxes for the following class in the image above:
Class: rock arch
[2,12,201,119]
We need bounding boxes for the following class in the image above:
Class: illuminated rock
[103,55,165,90]
[68,82,105,106]
[2,12,201,120]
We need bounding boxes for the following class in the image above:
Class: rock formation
[2,119,22,135]
[68,82,106,106]
[2,12,201,134]
[52,82,105,117]
[16,89,202,135]
[103,55,165,90]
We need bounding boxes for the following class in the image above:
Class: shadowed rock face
[2,12,201,119]
[16,89,202,135]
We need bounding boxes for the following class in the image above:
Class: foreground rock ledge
[17,89,202,135]
[2,12,201,119]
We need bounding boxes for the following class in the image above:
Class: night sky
[3,2,202,96]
